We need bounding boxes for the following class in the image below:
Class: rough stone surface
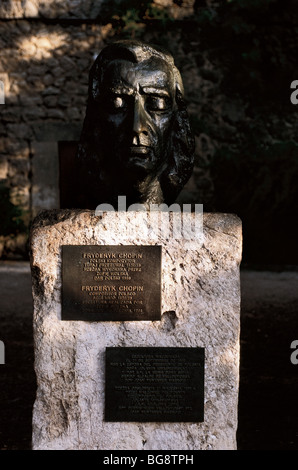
[1,3,297,262]
[0,0,194,19]
[0,0,105,19]
[30,209,242,450]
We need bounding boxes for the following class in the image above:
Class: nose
[132,99,149,140]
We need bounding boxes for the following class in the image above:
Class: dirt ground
[0,262,297,450]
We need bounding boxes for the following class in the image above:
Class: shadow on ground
[238,270,298,450]
[0,263,298,450]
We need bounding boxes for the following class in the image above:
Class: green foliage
[189,115,210,136]
[117,9,146,37]
[195,0,297,107]
[223,0,275,10]
[110,0,171,37]
[0,181,26,237]
[210,141,298,263]
[145,4,170,24]
[101,0,297,264]
[194,7,214,26]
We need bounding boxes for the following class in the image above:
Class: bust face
[95,56,177,177]
[75,41,195,208]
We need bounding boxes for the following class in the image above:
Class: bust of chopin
[75,40,195,208]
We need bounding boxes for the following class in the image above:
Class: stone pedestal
[30,209,242,450]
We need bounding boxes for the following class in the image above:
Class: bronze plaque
[105,347,205,422]
[62,245,161,321]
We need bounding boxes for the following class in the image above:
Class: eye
[113,96,125,108]
[105,94,128,112]
[146,96,170,112]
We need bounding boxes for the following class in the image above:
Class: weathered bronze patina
[105,347,205,422]
[75,40,195,208]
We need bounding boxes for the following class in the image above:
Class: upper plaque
[62,245,161,321]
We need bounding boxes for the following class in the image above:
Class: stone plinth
[30,209,242,450]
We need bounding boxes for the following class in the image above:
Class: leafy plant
[210,141,298,264]
[105,0,173,37]
[195,0,297,107]
[0,181,26,236]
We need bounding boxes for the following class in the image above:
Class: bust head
[75,40,195,208]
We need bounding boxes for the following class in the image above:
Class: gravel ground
[0,262,297,450]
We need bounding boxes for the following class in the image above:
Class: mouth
[130,146,151,156]
[126,146,155,172]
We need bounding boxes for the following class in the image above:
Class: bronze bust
[75,40,195,208]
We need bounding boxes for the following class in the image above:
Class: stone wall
[0,19,111,206]
[1,0,297,260]
[0,0,106,19]
[0,18,112,257]
[0,1,200,259]
[0,0,195,19]
[0,3,201,259]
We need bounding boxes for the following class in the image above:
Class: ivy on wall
[0,181,26,237]
[211,141,298,264]
[101,0,298,264]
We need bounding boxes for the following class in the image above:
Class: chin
[119,151,157,174]
[126,160,154,175]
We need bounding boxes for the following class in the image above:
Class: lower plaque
[62,245,161,321]
[105,347,205,422]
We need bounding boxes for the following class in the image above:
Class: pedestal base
[30,210,242,450]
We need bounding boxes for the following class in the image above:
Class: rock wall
[0,0,106,19]
[0,1,198,259]
[1,0,297,260]
[0,19,111,207]
[0,0,195,19]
